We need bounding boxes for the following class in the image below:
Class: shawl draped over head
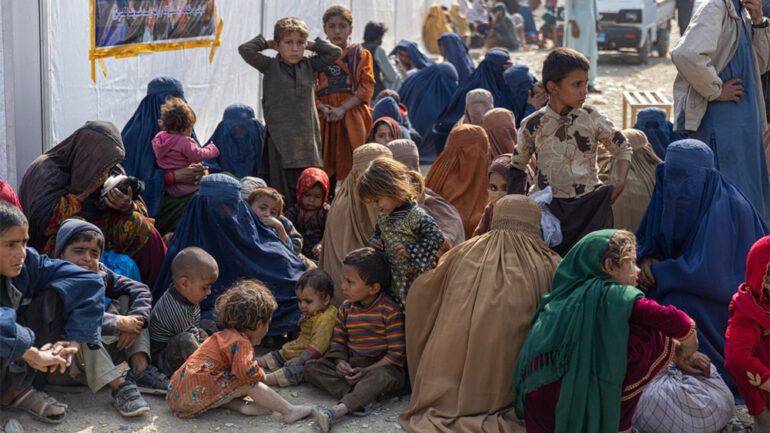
[0,177,22,211]
[372,97,406,126]
[367,116,406,144]
[152,174,306,336]
[319,143,393,303]
[401,195,560,433]
[386,139,466,247]
[19,121,125,250]
[121,77,196,217]
[483,108,517,158]
[458,88,495,126]
[398,63,459,160]
[438,32,475,84]
[424,49,515,154]
[239,176,267,201]
[632,107,688,159]
[204,103,265,179]
[449,4,471,40]
[426,124,491,239]
[503,65,537,128]
[423,5,454,55]
[390,40,434,70]
[636,139,768,388]
[514,229,644,433]
[295,167,330,205]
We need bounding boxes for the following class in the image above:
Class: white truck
[556,0,676,64]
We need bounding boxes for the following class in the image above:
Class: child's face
[341,264,380,305]
[324,15,352,48]
[243,320,270,346]
[277,31,307,66]
[373,123,395,145]
[372,195,401,215]
[0,224,28,278]
[548,69,588,110]
[296,285,330,316]
[605,257,640,287]
[251,196,281,220]
[176,272,217,305]
[60,238,101,273]
[301,184,325,213]
[397,49,412,69]
[488,172,507,204]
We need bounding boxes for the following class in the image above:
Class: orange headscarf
[483,108,517,159]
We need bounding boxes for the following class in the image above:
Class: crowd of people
[1,1,770,433]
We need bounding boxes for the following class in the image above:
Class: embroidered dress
[371,202,444,306]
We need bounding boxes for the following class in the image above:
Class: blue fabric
[519,4,538,38]
[437,32,475,84]
[121,77,197,217]
[204,104,265,179]
[503,65,537,128]
[633,107,687,159]
[390,40,434,70]
[691,12,770,223]
[101,250,142,282]
[372,97,405,125]
[635,139,768,391]
[152,174,305,336]
[424,49,515,154]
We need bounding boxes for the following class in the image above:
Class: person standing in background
[362,22,402,104]
[563,0,601,93]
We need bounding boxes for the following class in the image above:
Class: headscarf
[466,0,489,22]
[483,108,517,158]
[54,219,104,258]
[503,65,537,128]
[19,121,125,250]
[372,97,405,125]
[390,40,434,70]
[458,88,495,126]
[636,139,768,385]
[239,176,267,200]
[0,177,22,211]
[367,117,405,144]
[632,107,688,159]
[399,63,459,160]
[401,195,560,432]
[152,174,306,336]
[426,124,491,239]
[386,139,466,247]
[295,167,330,205]
[438,32,475,84]
[121,77,196,217]
[319,143,394,303]
[423,5,453,54]
[449,4,471,40]
[514,229,644,432]
[204,104,265,179]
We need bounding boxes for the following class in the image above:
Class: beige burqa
[319,143,393,304]
[400,195,562,433]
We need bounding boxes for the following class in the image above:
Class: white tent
[0,0,441,188]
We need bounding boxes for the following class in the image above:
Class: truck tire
[657,22,671,57]
[638,34,651,65]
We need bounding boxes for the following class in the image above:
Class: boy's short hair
[343,247,391,293]
[247,187,285,215]
[296,268,334,300]
[323,5,353,26]
[215,280,277,331]
[274,17,309,42]
[158,97,196,133]
[374,89,400,105]
[0,202,27,236]
[171,246,219,282]
[541,47,590,93]
[363,21,387,43]
[601,230,637,270]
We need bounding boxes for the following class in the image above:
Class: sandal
[9,388,67,424]
[312,406,336,433]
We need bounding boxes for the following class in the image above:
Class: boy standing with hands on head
[239,17,342,207]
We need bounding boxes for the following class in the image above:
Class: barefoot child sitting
[246,186,303,255]
[257,268,337,387]
[166,280,312,422]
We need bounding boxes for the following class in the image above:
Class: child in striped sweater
[305,247,408,432]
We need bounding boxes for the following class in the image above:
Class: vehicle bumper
[597,26,642,49]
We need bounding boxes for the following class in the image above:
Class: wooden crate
[622,91,672,129]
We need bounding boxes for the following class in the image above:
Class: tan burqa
[400,195,561,433]
[482,108,517,158]
[449,3,471,41]
[319,143,393,304]
[456,88,494,126]
[423,5,454,54]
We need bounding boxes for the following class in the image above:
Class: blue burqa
[152,174,305,336]
[633,107,688,159]
[204,104,265,179]
[690,0,770,224]
[503,65,537,128]
[121,77,197,217]
[399,63,459,161]
[519,4,539,40]
[636,139,768,391]
[390,40,434,70]
[371,97,411,139]
[424,49,515,155]
[437,32,475,84]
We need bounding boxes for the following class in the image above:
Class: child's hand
[392,242,409,258]
[345,367,367,385]
[675,351,710,377]
[609,181,625,204]
[335,360,353,378]
[263,217,289,243]
[328,106,346,122]
[285,357,304,367]
[305,40,315,50]
[675,328,699,363]
[116,315,144,334]
[117,330,140,351]
[267,39,278,50]
[369,238,384,250]
[312,243,322,258]
[527,88,549,110]
[317,104,332,118]
[761,378,770,392]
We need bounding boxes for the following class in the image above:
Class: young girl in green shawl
[513,229,707,433]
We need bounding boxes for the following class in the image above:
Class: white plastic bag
[528,186,563,248]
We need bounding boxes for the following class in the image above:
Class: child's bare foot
[224,398,272,416]
[282,404,313,423]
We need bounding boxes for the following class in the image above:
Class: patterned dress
[371,202,444,306]
[166,328,264,418]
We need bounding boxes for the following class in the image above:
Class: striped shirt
[150,286,202,344]
[329,293,406,367]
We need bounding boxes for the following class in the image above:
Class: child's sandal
[313,406,336,433]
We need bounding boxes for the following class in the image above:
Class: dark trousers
[151,319,215,377]
[261,136,305,208]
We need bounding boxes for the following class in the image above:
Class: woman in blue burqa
[204,103,265,179]
[152,174,306,337]
[633,107,688,159]
[438,32,475,84]
[635,139,768,391]
[390,39,434,78]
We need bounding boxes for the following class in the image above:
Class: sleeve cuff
[301,347,322,361]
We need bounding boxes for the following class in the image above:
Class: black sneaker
[112,381,150,417]
[126,365,169,395]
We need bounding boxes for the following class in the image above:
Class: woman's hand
[174,163,208,185]
[104,186,135,213]
[638,256,659,291]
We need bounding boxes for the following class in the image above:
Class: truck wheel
[657,22,671,57]
[638,35,650,65]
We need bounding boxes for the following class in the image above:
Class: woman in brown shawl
[457,88,494,126]
[473,153,512,237]
[400,195,561,433]
[425,124,490,239]
[318,143,393,303]
[18,121,166,287]
[386,139,466,248]
[482,108,517,158]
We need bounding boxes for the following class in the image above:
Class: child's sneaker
[126,365,169,395]
[313,406,336,433]
[111,381,150,417]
